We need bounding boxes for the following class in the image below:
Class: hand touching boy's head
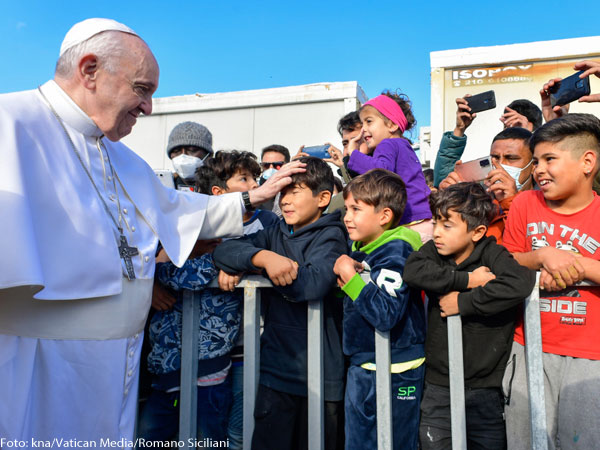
[279,157,334,231]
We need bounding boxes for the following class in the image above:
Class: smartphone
[303,145,331,159]
[550,71,591,107]
[465,91,496,114]
[155,169,175,189]
[455,156,493,183]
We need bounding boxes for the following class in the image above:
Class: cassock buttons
[123,208,128,214]
[131,226,136,232]
[109,194,116,201]
[144,256,149,263]
[107,176,112,181]
[128,370,133,377]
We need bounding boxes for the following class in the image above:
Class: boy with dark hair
[403,182,535,450]
[503,113,600,450]
[213,157,348,450]
[333,169,426,450]
[138,150,278,442]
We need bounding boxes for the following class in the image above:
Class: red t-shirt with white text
[503,190,600,360]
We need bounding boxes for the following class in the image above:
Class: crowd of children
[141,66,600,450]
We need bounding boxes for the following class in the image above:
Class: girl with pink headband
[346,90,433,241]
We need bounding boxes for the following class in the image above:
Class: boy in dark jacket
[333,169,426,450]
[403,182,535,450]
[213,157,348,450]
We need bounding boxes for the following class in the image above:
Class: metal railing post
[242,277,263,450]
[447,314,467,450]
[524,272,548,450]
[375,330,393,450]
[180,289,199,445]
[307,299,324,450]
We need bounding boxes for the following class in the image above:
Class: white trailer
[122,81,367,170]
[428,36,600,165]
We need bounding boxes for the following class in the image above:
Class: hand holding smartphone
[302,145,331,159]
[549,71,592,107]
[454,156,493,183]
[465,91,496,114]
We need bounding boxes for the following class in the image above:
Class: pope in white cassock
[0,18,302,444]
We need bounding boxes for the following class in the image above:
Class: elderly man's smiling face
[91,34,159,141]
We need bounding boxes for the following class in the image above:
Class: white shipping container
[429,36,600,165]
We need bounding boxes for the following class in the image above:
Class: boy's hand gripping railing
[178,276,397,450]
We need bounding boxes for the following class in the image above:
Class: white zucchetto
[59,18,138,56]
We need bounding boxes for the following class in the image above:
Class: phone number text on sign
[451,65,533,87]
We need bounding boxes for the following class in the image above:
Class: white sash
[0,278,152,340]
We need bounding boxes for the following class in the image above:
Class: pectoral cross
[119,234,139,280]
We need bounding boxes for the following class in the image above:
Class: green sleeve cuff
[342,273,367,301]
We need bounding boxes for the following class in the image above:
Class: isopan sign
[451,64,533,88]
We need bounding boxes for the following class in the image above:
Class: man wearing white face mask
[167,121,213,191]
[440,127,534,243]
[258,144,291,217]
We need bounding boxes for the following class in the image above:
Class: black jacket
[403,236,535,388]
[213,211,348,401]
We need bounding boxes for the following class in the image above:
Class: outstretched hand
[574,60,600,103]
[540,78,570,122]
[324,144,344,168]
[248,160,306,206]
[500,107,530,129]
[439,162,464,190]
[454,96,476,137]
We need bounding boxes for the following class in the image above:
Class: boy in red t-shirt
[503,113,600,450]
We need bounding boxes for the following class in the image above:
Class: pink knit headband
[364,95,408,133]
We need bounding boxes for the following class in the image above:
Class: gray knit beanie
[167,121,213,157]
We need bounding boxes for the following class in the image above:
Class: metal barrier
[179,273,588,449]
[177,275,395,450]
[446,272,547,450]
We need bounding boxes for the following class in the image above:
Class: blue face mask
[500,159,533,191]
[261,168,277,182]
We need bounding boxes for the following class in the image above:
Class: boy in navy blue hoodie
[333,169,426,450]
[213,157,348,450]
